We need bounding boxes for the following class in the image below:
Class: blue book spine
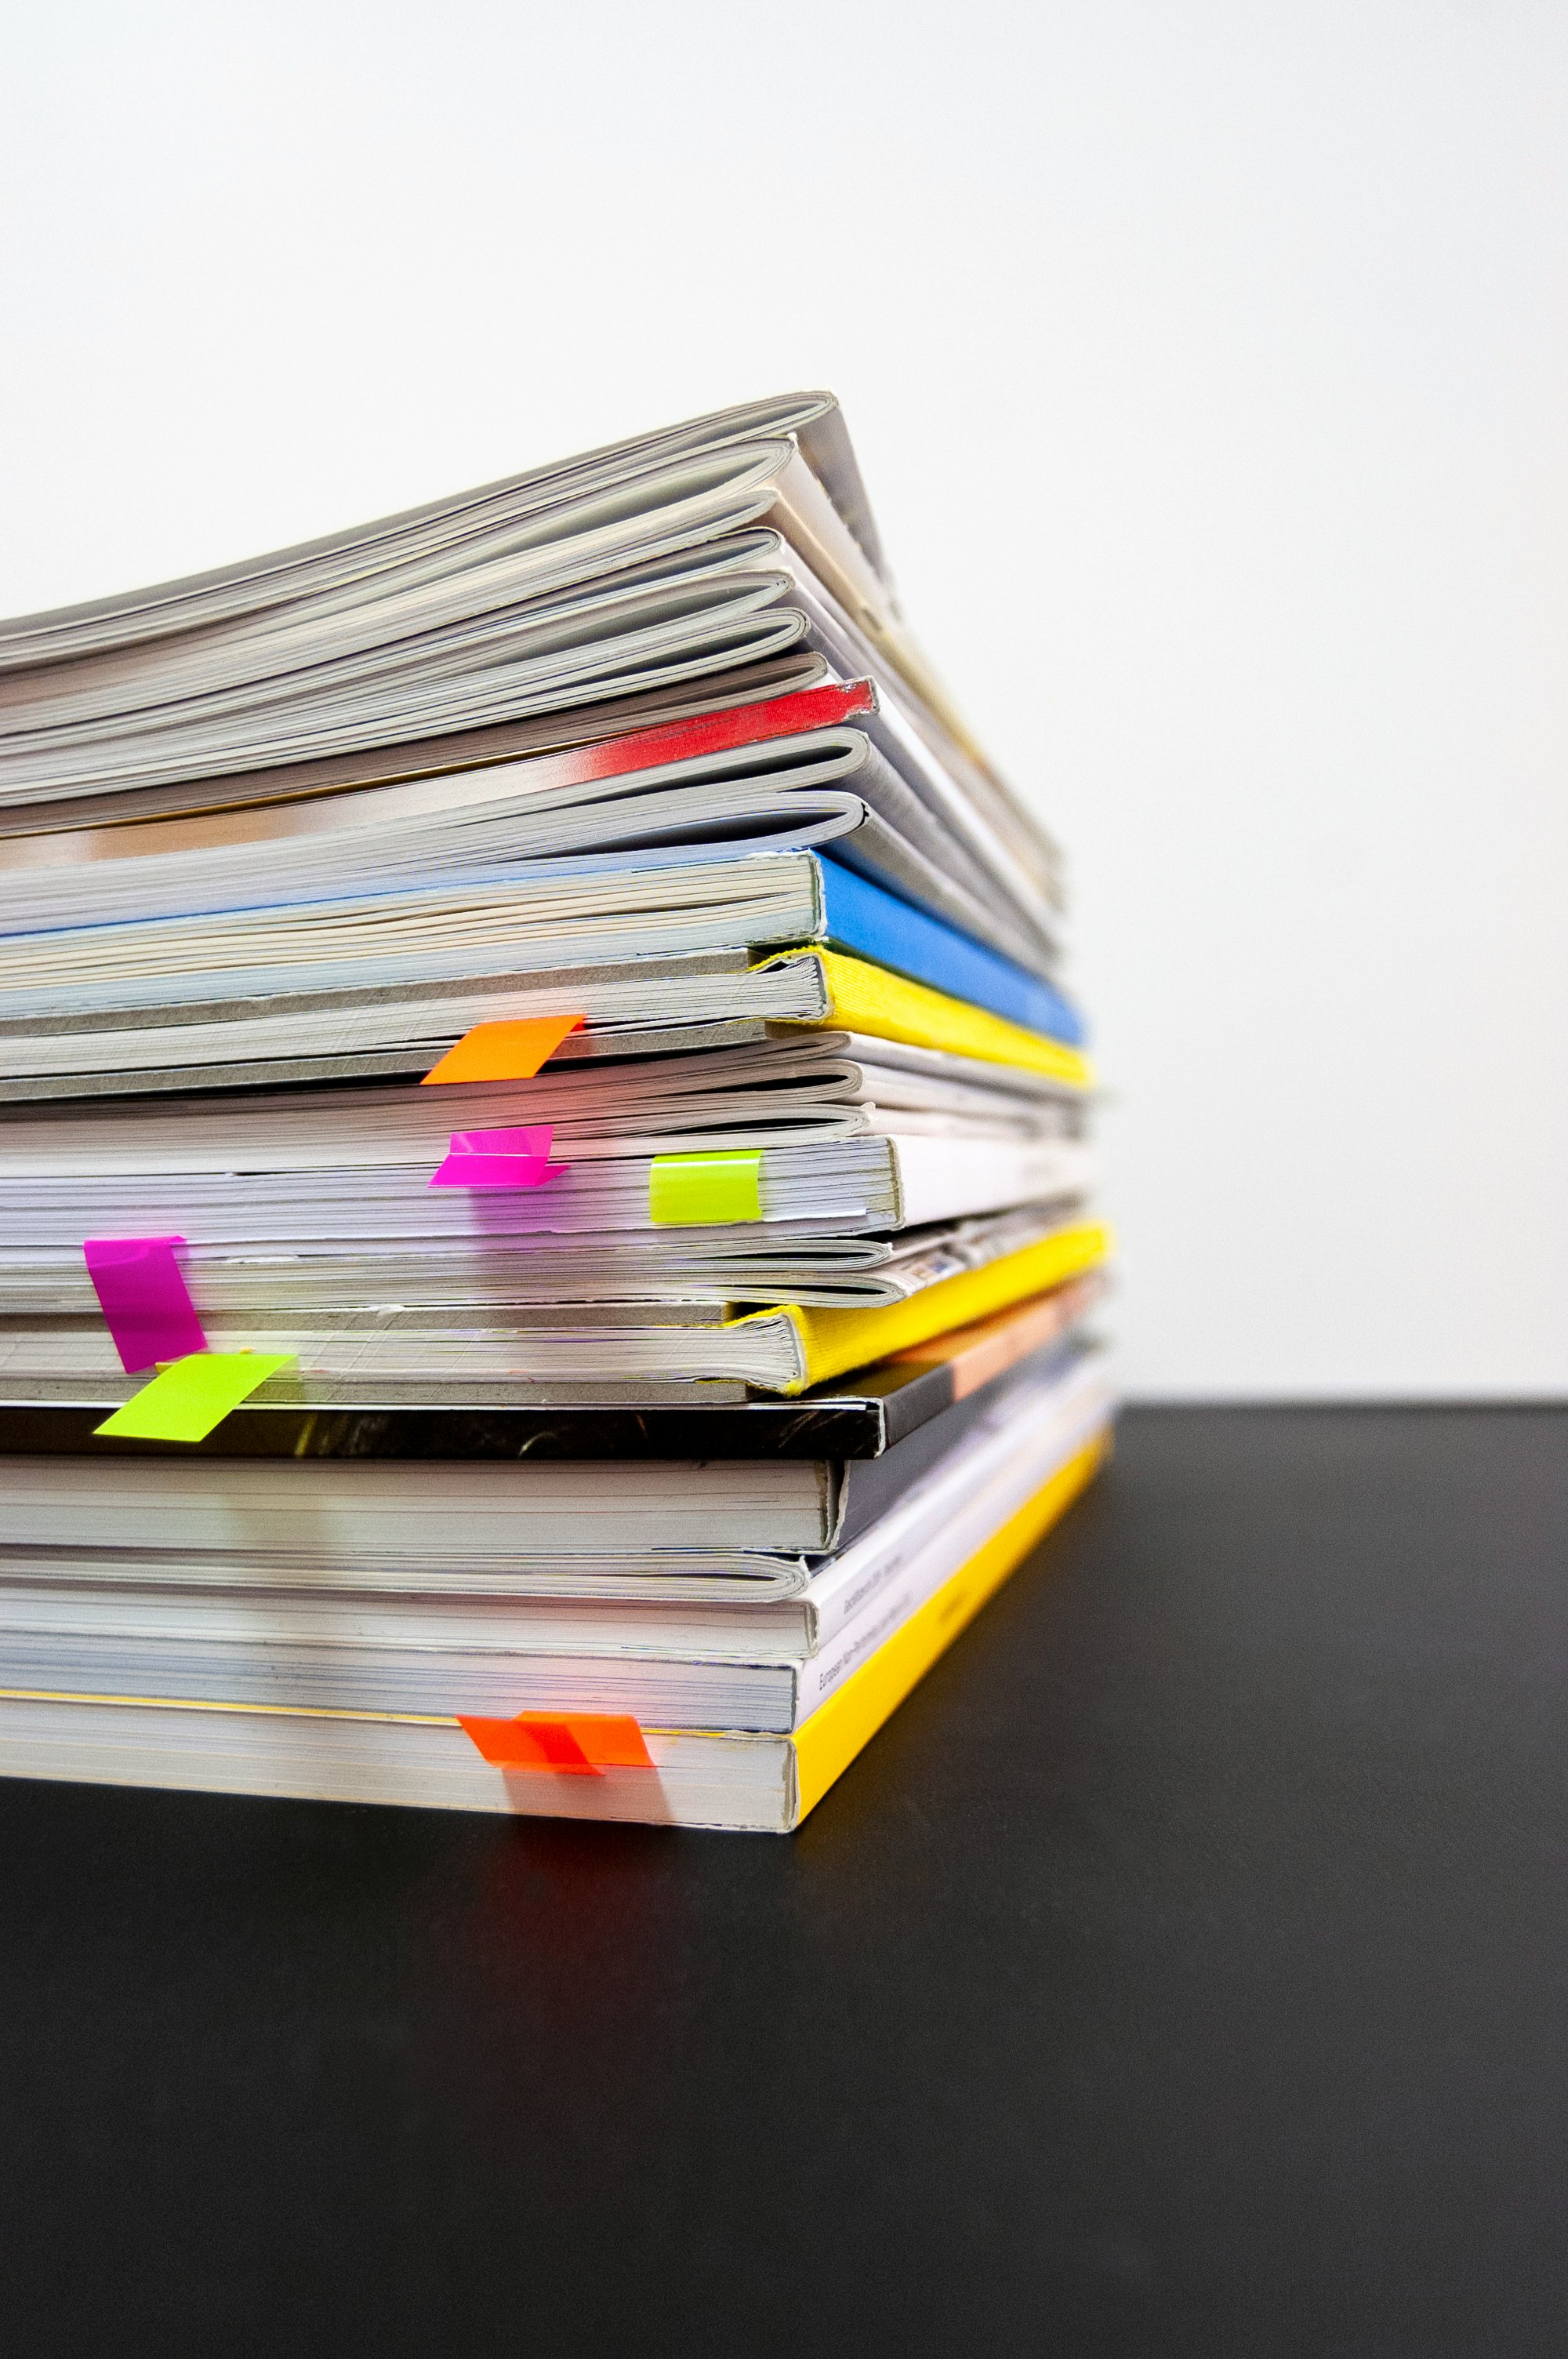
[814,857,1086,1047]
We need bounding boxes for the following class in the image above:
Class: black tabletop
[2,1405,1563,2357]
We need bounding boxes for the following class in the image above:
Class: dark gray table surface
[2,1405,1564,2357]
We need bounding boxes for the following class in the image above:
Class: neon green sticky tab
[648,1151,762,1226]
[93,1351,295,1443]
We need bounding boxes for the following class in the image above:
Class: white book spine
[887,1136,1094,1227]
[794,1363,1113,1699]
[793,1396,1109,1728]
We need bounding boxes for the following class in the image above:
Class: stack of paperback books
[0,394,1112,1832]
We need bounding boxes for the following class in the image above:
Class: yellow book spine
[790,1428,1109,1826]
[757,948,1094,1090]
[728,1223,1112,1394]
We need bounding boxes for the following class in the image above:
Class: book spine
[787,1433,1109,1827]
[814,857,1085,1044]
[782,1221,1112,1394]
[870,1361,953,1449]
[886,1136,1092,1230]
[800,1383,1112,1667]
[0,1398,893,1462]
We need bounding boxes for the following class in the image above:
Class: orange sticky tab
[553,1714,655,1768]
[457,1712,654,1774]
[421,1014,584,1085]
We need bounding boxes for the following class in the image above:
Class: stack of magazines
[0,394,1112,1833]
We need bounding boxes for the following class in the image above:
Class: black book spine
[0,1399,894,1463]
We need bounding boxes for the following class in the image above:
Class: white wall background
[2,1,1563,1398]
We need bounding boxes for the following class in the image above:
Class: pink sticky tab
[430,1154,562,1189]
[82,1236,208,1373]
[448,1125,554,1158]
[428,1122,567,1190]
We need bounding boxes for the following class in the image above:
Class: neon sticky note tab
[82,1236,207,1373]
[429,1154,563,1190]
[428,1121,566,1190]
[457,1713,654,1774]
[93,1352,295,1443]
[648,1151,762,1226]
[448,1125,554,1158]
[421,1015,584,1085]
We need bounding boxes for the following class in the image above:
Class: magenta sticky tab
[428,1124,568,1191]
[447,1125,554,1158]
[82,1236,208,1372]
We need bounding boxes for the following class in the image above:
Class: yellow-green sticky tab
[93,1351,295,1443]
[648,1151,762,1226]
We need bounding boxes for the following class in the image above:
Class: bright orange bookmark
[421,1015,584,1085]
[456,1712,654,1775]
